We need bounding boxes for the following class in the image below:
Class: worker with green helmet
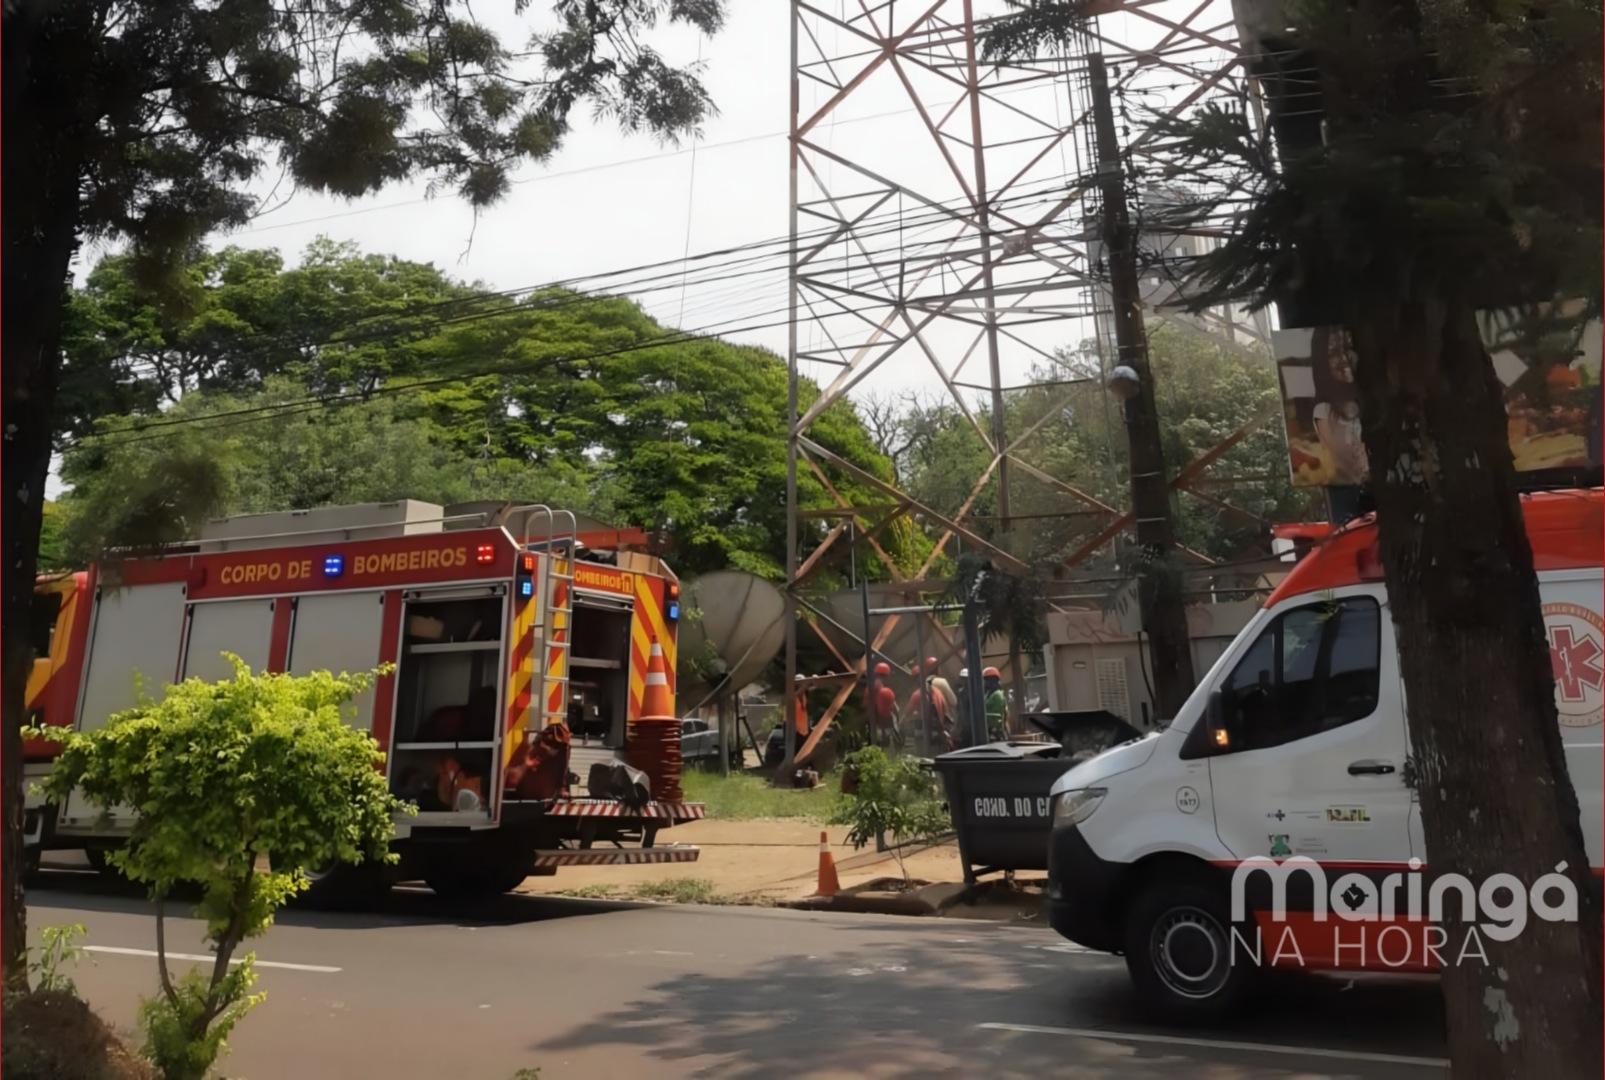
[982,666,1008,742]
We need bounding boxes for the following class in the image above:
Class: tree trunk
[1136,550,1194,721]
[2,0,89,989]
[1348,298,1603,1076]
[1006,635,1026,735]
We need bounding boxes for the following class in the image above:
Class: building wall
[1044,599,1262,729]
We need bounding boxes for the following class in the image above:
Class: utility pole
[781,0,802,777]
[1087,52,1197,719]
[962,0,1011,549]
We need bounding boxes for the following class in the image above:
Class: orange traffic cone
[813,830,841,898]
[627,638,684,802]
[641,640,674,718]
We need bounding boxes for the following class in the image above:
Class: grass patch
[680,769,841,822]
[632,877,721,904]
[555,883,618,899]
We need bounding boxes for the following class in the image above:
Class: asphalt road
[28,867,1449,1079]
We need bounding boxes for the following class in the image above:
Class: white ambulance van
[1044,488,1602,1019]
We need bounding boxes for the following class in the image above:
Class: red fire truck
[24,500,703,902]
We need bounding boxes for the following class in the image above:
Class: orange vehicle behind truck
[24,500,702,902]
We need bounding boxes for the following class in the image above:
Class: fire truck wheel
[280,858,391,911]
[423,852,530,900]
[1123,874,1257,1024]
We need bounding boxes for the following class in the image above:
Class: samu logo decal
[1544,603,1604,728]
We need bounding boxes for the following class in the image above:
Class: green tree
[30,658,405,1079]
[991,1,1603,1071]
[58,240,478,445]
[943,554,1048,734]
[3,0,725,985]
[58,378,609,562]
[889,324,1303,565]
[59,253,916,582]
[36,505,70,575]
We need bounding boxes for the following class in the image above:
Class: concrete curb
[781,880,969,917]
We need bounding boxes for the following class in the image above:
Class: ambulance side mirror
[1181,690,1234,759]
[1206,690,1239,752]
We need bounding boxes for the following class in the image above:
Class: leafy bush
[137,968,260,1080]
[31,656,407,1080]
[828,747,950,882]
[31,923,88,996]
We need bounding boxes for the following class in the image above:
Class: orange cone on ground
[813,830,841,898]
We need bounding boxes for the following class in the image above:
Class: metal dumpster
[934,741,1075,885]
[934,711,1144,885]
[1022,709,1143,760]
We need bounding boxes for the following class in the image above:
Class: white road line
[84,946,341,974]
[976,1023,1448,1069]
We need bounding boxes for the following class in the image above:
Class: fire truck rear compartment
[387,591,505,814]
[567,599,633,750]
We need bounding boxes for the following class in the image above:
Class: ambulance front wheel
[1123,876,1257,1024]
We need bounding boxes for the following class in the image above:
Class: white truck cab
[1044,488,1603,1020]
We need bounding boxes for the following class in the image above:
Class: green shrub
[828,747,950,882]
[31,923,87,996]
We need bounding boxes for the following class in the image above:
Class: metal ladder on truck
[520,506,578,732]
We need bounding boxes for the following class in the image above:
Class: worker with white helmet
[954,668,972,743]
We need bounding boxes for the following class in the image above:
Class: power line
[95,169,1107,387]
[76,303,813,452]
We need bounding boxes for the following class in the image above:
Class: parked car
[682,718,742,769]
[681,718,718,761]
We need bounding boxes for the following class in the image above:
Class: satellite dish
[677,572,787,704]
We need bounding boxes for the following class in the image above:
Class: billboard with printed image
[1274,310,1603,487]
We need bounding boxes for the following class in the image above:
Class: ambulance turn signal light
[1213,727,1231,748]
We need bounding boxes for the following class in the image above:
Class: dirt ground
[514,819,970,903]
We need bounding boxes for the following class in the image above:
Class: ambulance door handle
[1347,759,1396,776]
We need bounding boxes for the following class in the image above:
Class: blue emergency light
[323,554,345,578]
[515,551,537,600]
[519,578,534,599]
[667,601,680,621]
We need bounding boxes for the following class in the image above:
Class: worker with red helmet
[869,660,901,748]
[926,657,958,728]
[908,656,956,753]
[982,666,1009,741]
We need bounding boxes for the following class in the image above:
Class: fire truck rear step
[533,846,699,868]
